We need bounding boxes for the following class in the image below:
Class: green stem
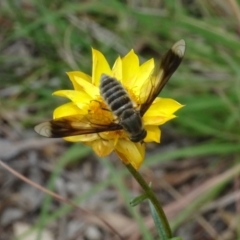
[125,163,172,239]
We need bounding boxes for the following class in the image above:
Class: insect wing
[34,114,122,138]
[139,39,185,116]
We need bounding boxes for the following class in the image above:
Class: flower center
[87,96,127,141]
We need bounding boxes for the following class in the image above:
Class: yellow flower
[52,49,183,169]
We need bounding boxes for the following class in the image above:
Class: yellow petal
[112,56,122,81]
[92,48,112,87]
[129,58,154,91]
[115,140,145,169]
[53,102,82,118]
[121,50,139,86]
[147,98,184,115]
[67,72,92,91]
[144,125,161,143]
[64,134,99,142]
[88,139,114,157]
[143,98,184,125]
[66,73,99,99]
[53,90,92,111]
[143,114,176,125]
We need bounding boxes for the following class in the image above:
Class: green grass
[1,0,240,239]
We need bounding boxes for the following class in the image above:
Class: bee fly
[35,40,185,142]
[100,74,146,142]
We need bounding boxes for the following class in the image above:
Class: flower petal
[64,134,99,142]
[115,140,145,169]
[88,139,114,157]
[121,50,139,86]
[143,114,176,125]
[66,73,99,98]
[112,56,122,81]
[129,58,154,91]
[53,90,92,111]
[144,125,161,143]
[53,102,82,118]
[147,98,184,115]
[67,71,92,92]
[143,98,183,125]
[92,48,112,87]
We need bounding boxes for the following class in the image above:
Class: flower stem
[125,163,172,239]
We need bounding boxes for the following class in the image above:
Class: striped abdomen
[100,74,146,142]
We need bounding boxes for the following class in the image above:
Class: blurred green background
[1,0,240,240]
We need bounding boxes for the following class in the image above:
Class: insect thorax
[120,109,147,142]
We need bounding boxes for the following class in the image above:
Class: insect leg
[90,99,110,112]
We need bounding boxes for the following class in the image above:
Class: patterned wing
[34,114,122,138]
[139,39,185,116]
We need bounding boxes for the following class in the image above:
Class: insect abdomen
[100,74,147,142]
[100,74,133,117]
